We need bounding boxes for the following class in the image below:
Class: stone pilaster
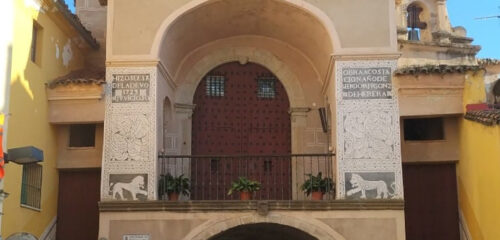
[335,60,404,200]
[101,67,159,201]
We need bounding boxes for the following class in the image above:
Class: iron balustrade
[158,153,335,201]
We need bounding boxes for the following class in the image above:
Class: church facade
[2,0,500,239]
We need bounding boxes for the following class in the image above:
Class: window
[206,76,225,97]
[257,77,276,98]
[30,21,43,64]
[69,124,96,147]
[21,163,42,210]
[404,117,444,141]
[407,4,427,41]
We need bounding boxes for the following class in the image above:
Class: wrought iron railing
[158,153,335,201]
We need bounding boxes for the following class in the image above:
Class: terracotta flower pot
[311,191,324,200]
[168,192,180,201]
[240,191,251,200]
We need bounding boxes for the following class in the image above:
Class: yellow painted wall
[2,0,86,238]
[458,71,500,240]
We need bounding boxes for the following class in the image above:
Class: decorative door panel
[192,62,291,200]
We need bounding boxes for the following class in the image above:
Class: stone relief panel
[335,60,404,200]
[345,172,396,199]
[109,113,150,161]
[101,67,158,201]
[109,174,148,201]
[341,109,397,160]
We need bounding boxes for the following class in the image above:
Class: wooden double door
[191,62,291,200]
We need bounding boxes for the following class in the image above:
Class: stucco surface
[3,0,87,238]
[458,71,500,240]
[109,0,395,61]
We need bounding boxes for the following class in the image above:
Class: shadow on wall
[208,223,318,240]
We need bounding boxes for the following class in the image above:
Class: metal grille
[159,154,335,201]
[206,75,225,97]
[21,163,42,210]
[257,77,276,98]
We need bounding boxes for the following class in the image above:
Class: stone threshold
[99,200,404,212]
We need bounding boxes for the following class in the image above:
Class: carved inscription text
[111,74,151,103]
[342,67,392,100]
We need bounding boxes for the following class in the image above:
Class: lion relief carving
[109,175,148,200]
[346,173,395,199]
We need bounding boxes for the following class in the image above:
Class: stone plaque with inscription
[112,74,151,103]
[342,67,392,100]
[123,234,150,240]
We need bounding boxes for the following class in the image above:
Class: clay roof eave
[464,109,500,126]
[48,68,106,89]
[394,65,483,76]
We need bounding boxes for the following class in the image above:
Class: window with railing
[21,163,43,210]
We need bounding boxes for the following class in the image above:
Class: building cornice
[99,200,405,212]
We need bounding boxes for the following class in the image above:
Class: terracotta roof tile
[464,109,500,126]
[395,65,482,76]
[48,68,105,88]
[478,58,500,66]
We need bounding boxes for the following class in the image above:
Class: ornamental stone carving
[335,60,404,200]
[101,67,159,201]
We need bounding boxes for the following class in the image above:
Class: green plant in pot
[227,177,261,200]
[158,173,190,201]
[301,172,334,200]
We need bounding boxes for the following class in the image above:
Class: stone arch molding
[150,0,341,57]
[182,213,347,240]
[175,47,307,108]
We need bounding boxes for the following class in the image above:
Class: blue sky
[64,0,500,59]
[448,0,500,58]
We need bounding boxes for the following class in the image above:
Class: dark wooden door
[403,163,460,240]
[191,62,291,200]
[57,169,101,240]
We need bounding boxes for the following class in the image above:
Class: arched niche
[151,0,337,84]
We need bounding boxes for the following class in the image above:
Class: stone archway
[150,0,341,58]
[182,213,346,240]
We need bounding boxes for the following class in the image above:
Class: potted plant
[158,173,190,201]
[301,172,334,200]
[227,177,261,200]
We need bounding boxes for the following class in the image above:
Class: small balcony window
[206,76,225,97]
[257,77,276,99]
[30,21,43,64]
[21,163,42,210]
[69,124,96,148]
[404,117,444,141]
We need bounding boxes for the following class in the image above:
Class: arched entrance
[208,223,317,240]
[191,62,291,200]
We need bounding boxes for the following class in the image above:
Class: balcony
[157,153,335,201]
[99,153,405,240]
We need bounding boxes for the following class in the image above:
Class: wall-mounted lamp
[7,146,43,164]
